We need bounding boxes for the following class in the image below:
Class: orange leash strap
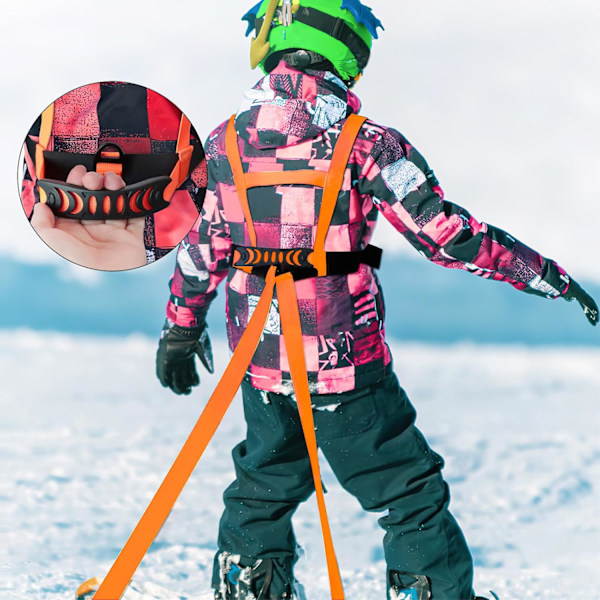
[277,273,345,600]
[93,268,278,600]
[94,113,367,599]
[35,103,54,179]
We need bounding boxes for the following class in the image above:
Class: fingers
[582,303,598,326]
[66,164,87,185]
[172,366,193,395]
[81,171,105,190]
[66,166,125,191]
[104,171,125,190]
[168,360,200,395]
[31,202,57,230]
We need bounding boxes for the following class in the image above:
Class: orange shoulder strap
[225,114,257,246]
[311,113,367,274]
[225,113,367,255]
[163,113,194,201]
[35,103,55,179]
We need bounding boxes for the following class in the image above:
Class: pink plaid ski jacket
[166,62,570,394]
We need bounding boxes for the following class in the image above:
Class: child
[156,2,597,598]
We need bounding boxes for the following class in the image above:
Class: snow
[1,331,599,599]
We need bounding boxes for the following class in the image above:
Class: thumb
[31,202,57,230]
[196,329,214,374]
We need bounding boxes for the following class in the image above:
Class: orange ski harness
[89,113,374,600]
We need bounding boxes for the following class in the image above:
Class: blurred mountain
[1,254,598,346]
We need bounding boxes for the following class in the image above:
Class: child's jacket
[166,62,569,395]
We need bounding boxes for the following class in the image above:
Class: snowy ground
[1,331,599,600]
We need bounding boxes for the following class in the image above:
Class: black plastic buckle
[94,143,125,171]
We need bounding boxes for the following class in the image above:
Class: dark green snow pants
[212,374,474,600]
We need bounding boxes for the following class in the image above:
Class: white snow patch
[1,331,599,599]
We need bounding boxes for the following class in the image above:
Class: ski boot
[388,571,431,600]
[214,551,302,600]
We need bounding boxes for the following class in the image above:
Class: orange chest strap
[225,112,367,275]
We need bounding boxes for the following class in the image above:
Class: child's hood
[234,61,361,150]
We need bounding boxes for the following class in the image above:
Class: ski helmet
[243,0,383,83]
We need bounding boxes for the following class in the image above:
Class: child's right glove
[564,278,598,326]
[156,321,214,395]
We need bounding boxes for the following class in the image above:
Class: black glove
[156,321,214,395]
[564,278,599,326]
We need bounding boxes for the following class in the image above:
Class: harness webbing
[91,114,367,600]
[35,103,54,179]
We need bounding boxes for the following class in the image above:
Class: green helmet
[243,0,383,82]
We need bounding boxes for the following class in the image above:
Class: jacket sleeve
[356,125,571,299]
[166,135,233,328]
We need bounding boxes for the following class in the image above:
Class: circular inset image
[19,81,206,271]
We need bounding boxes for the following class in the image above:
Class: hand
[156,322,214,395]
[30,165,146,271]
[564,278,599,326]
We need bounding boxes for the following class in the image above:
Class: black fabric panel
[97,82,149,137]
[442,229,483,263]
[247,186,282,221]
[42,151,178,183]
[540,260,569,295]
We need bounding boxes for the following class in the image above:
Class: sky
[0,0,599,284]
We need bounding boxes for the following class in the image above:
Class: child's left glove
[156,320,214,395]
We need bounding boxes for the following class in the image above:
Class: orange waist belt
[82,113,369,600]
